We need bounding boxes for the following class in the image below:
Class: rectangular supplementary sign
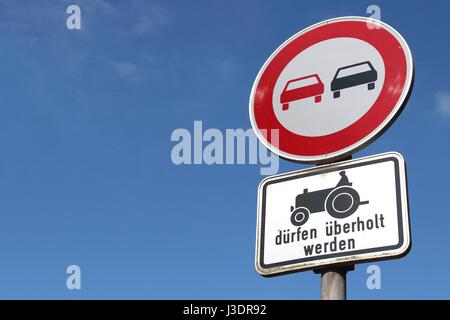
[255,152,411,276]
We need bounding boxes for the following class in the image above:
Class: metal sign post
[321,269,347,300]
[315,265,354,300]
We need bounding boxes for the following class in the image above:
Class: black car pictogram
[290,171,369,226]
[331,61,378,98]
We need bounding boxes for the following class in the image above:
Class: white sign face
[272,38,385,137]
[255,152,411,276]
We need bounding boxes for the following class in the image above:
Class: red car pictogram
[280,74,324,111]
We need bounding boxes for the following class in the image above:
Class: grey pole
[315,266,354,300]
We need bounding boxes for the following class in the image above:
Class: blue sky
[0,0,449,299]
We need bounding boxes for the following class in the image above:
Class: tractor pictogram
[290,171,369,226]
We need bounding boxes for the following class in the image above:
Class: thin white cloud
[0,1,170,38]
[87,0,117,15]
[0,1,62,40]
[435,91,450,119]
[110,61,140,80]
[0,1,170,82]
[133,5,171,36]
[217,59,238,83]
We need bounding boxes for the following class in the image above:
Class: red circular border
[253,20,408,157]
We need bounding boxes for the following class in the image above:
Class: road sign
[249,17,414,163]
[255,152,411,276]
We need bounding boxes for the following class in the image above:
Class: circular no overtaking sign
[249,16,414,163]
